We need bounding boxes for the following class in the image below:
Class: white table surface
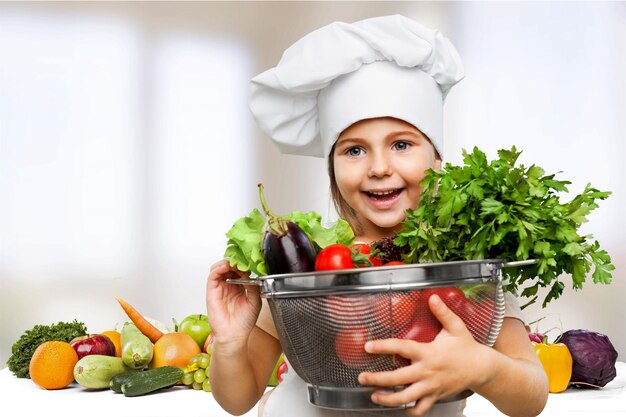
[464,361,626,417]
[2,363,625,416]
[0,367,258,417]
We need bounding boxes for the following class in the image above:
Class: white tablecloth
[0,367,257,417]
[2,363,625,416]
[464,362,626,417]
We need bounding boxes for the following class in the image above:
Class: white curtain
[0,6,255,364]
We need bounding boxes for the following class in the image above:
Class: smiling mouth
[365,189,403,201]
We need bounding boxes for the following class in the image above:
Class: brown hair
[328,144,363,236]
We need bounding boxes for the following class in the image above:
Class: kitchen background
[1,1,625,366]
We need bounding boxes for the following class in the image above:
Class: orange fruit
[101,330,122,357]
[151,332,200,368]
[29,341,79,390]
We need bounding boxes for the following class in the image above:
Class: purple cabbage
[557,329,618,388]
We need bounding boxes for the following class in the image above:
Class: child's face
[333,117,440,240]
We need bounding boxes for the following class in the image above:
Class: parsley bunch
[396,146,614,308]
[7,320,88,378]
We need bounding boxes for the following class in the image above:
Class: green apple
[179,314,212,349]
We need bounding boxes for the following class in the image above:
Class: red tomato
[334,325,371,368]
[325,295,356,325]
[315,244,355,271]
[422,287,467,317]
[325,294,379,330]
[398,316,442,343]
[372,291,420,330]
[276,360,288,383]
[422,287,490,340]
[476,297,495,316]
[350,243,383,267]
[383,261,405,266]
[395,290,442,342]
[464,298,493,341]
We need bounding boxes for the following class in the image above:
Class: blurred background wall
[1,1,624,366]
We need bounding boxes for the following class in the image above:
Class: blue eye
[393,141,411,151]
[346,147,363,157]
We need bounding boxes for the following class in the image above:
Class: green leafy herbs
[224,209,354,276]
[7,320,88,378]
[395,146,613,308]
[224,208,266,276]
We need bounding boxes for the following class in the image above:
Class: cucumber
[120,366,183,397]
[74,355,128,389]
[110,369,142,393]
[121,322,154,369]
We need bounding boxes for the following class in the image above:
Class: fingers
[206,260,250,310]
[207,261,227,291]
[405,395,438,417]
[428,295,467,335]
[207,260,250,288]
[210,259,248,279]
[359,362,421,387]
[363,338,420,359]
[210,258,231,271]
[368,382,438,416]
[244,282,261,298]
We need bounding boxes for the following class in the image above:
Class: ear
[433,157,442,171]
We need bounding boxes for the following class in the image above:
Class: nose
[368,153,392,178]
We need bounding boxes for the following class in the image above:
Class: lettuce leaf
[287,211,354,252]
[224,208,266,276]
[224,209,354,277]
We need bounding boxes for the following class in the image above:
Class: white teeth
[369,190,396,196]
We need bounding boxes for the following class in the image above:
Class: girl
[206,15,549,417]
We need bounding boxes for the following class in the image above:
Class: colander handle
[502,259,538,268]
[225,278,262,286]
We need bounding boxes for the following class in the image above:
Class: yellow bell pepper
[532,337,573,393]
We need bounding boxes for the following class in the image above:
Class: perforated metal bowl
[232,259,532,410]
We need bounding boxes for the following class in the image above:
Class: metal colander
[232,259,532,410]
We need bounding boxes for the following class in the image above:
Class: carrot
[115,296,164,343]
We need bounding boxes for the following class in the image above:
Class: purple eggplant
[258,183,316,275]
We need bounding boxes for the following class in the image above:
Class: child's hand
[358,294,491,417]
[205,259,262,348]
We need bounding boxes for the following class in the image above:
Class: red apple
[203,333,214,354]
[70,334,116,359]
[276,360,288,383]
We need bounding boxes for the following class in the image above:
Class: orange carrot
[115,296,164,343]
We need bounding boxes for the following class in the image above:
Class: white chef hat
[249,14,464,159]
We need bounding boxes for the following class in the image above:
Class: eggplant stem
[258,183,287,236]
[258,183,276,217]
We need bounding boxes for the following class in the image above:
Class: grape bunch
[182,352,211,392]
